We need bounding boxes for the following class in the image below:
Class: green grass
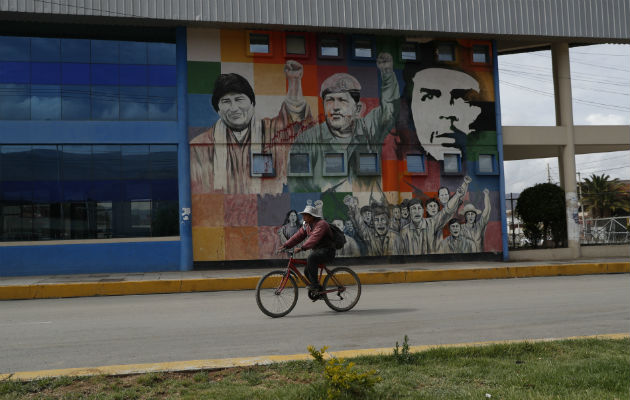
[1,338,628,399]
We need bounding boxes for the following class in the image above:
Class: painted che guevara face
[323,92,360,134]
[374,214,388,235]
[450,222,461,236]
[426,201,439,217]
[217,92,255,131]
[411,68,482,161]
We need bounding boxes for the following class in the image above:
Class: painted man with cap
[441,218,475,253]
[288,52,400,193]
[459,188,491,252]
[190,60,313,194]
[279,205,336,293]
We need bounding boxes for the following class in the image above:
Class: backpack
[329,224,347,250]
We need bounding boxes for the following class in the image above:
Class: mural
[187,29,501,262]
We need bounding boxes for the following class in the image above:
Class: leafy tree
[515,183,567,248]
[581,174,630,218]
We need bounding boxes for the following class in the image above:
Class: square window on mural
[436,43,455,62]
[400,43,417,61]
[323,152,347,176]
[251,153,274,176]
[358,153,379,175]
[478,154,496,173]
[248,33,270,54]
[318,36,342,59]
[289,152,311,176]
[353,38,374,59]
[443,153,461,174]
[406,154,426,174]
[472,44,490,63]
[286,35,306,56]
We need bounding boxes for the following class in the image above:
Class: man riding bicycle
[279,205,336,293]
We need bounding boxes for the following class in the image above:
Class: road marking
[1,333,627,381]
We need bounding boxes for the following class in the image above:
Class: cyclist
[279,205,336,294]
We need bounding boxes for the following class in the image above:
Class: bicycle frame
[276,252,345,296]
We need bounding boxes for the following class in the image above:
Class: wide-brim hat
[459,203,482,216]
[299,205,322,219]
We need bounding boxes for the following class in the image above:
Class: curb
[1,333,627,381]
[1,262,628,301]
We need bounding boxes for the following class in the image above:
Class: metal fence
[580,217,630,245]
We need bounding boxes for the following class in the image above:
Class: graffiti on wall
[187,29,501,261]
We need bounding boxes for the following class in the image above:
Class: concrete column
[551,42,580,257]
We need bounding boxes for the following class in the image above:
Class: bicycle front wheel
[323,267,361,312]
[255,270,298,318]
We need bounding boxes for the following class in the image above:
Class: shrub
[515,183,567,248]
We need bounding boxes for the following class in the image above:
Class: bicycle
[255,249,362,318]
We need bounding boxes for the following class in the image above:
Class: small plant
[307,345,329,364]
[393,335,414,364]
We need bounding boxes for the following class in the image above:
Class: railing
[580,217,630,245]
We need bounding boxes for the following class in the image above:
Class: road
[1,274,628,373]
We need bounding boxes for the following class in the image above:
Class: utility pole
[577,171,585,228]
[547,163,552,183]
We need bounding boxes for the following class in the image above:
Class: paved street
[1,274,628,373]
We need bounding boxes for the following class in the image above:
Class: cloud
[584,113,629,125]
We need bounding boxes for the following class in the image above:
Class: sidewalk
[1,257,628,300]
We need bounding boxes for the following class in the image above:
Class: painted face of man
[465,211,477,224]
[411,68,482,161]
[401,207,409,219]
[392,207,401,220]
[344,220,354,233]
[438,188,450,205]
[332,219,344,230]
[374,213,388,235]
[409,203,424,224]
[217,92,255,131]
[426,201,439,217]
[449,221,461,236]
[362,210,372,225]
[323,92,360,134]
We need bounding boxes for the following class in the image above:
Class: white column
[551,42,580,257]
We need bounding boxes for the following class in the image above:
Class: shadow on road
[285,307,418,319]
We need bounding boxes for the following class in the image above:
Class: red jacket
[283,219,333,250]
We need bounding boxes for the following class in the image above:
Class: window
[400,43,417,61]
[319,36,342,58]
[249,33,270,54]
[478,154,495,173]
[472,45,490,63]
[443,154,461,173]
[406,154,425,173]
[323,153,346,175]
[251,153,274,176]
[353,38,373,59]
[286,35,306,55]
[289,153,311,175]
[358,153,379,175]
[437,43,455,62]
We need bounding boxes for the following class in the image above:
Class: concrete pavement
[1,257,628,300]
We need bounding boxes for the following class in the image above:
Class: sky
[498,44,630,195]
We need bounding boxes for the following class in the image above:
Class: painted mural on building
[187,29,501,262]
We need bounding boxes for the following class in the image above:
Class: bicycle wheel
[255,270,299,318]
[322,267,361,312]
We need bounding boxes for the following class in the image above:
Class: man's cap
[459,203,482,216]
[299,205,323,219]
[320,73,362,99]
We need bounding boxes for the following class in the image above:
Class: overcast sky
[498,44,630,194]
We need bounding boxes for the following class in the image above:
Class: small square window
[358,153,379,174]
[443,154,461,173]
[249,33,270,54]
[286,35,306,55]
[353,39,373,59]
[289,152,311,175]
[319,37,341,58]
[406,154,425,173]
[400,43,417,61]
[472,45,489,63]
[478,154,495,173]
[324,153,346,175]
[437,43,455,62]
[252,153,274,176]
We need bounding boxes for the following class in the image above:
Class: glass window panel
[359,153,378,173]
[95,201,113,238]
[473,45,489,63]
[437,43,455,62]
[62,202,89,238]
[148,65,176,86]
[0,62,30,83]
[120,41,147,64]
[125,182,151,201]
[289,153,310,174]
[147,42,176,65]
[354,39,372,58]
[1,145,32,181]
[61,85,90,120]
[0,36,30,61]
[91,40,119,63]
[151,180,178,201]
[32,203,52,240]
[92,145,121,181]
[61,145,92,181]
[130,200,152,230]
[286,35,306,55]
[252,153,273,175]
[120,86,148,120]
[122,145,150,180]
[406,154,425,173]
[91,64,119,85]
[401,43,417,61]
[249,33,269,54]
[61,63,90,85]
[61,39,91,63]
[320,38,339,57]
[0,84,30,120]
[148,86,176,120]
[443,154,460,173]
[324,153,345,174]
[31,145,59,182]
[31,38,60,62]
[149,145,177,180]
[151,200,178,236]
[478,154,494,173]
[91,85,119,120]
[119,65,148,86]
[31,84,61,120]
[31,62,61,84]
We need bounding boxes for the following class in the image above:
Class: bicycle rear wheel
[255,270,299,318]
[322,267,361,312]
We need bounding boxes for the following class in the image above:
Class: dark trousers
[305,247,335,287]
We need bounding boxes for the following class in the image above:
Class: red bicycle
[255,249,362,318]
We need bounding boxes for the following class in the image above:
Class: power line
[33,0,142,18]
[530,53,630,73]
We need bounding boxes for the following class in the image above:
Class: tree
[581,174,630,218]
[515,183,567,248]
